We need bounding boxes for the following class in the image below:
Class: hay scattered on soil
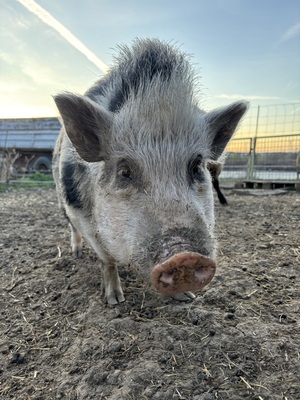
[1,189,299,400]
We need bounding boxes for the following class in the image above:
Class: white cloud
[0,51,15,64]
[21,58,62,86]
[0,38,66,89]
[279,21,300,42]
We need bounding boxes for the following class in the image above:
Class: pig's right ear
[54,93,113,162]
[204,101,248,160]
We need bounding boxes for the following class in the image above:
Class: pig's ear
[54,93,113,162]
[205,101,248,160]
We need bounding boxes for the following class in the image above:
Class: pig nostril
[194,268,208,282]
[159,271,174,285]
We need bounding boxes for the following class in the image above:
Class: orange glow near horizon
[227,133,300,153]
[230,103,300,152]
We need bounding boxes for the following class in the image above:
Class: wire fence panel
[222,134,300,182]
[220,138,252,180]
[252,135,300,181]
[220,103,300,183]
[236,103,300,139]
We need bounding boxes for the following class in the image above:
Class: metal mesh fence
[221,103,300,183]
[236,103,300,139]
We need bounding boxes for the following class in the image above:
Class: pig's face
[54,91,247,297]
[93,137,216,272]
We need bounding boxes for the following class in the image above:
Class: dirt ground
[0,188,299,400]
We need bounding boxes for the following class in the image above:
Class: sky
[1,0,300,119]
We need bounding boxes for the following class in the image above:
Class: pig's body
[53,39,248,304]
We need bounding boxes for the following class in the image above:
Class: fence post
[247,137,257,180]
[254,105,260,138]
[247,105,260,180]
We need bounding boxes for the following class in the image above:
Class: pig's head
[54,81,247,298]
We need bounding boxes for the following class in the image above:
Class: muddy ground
[0,188,299,400]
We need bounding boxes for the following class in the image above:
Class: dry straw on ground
[0,188,299,399]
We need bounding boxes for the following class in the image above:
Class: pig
[207,160,228,205]
[53,38,248,305]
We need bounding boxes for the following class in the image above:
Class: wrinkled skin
[53,39,248,304]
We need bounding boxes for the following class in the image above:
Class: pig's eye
[188,155,204,183]
[118,165,132,181]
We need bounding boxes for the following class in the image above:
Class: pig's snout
[151,252,216,296]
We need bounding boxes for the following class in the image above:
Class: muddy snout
[151,252,216,296]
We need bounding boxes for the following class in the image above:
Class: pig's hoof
[72,248,82,258]
[72,242,83,258]
[171,292,196,302]
[106,289,125,305]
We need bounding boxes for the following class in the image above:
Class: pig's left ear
[54,93,113,162]
[205,101,248,160]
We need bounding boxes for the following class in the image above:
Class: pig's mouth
[151,251,216,296]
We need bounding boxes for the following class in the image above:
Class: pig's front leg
[70,222,83,258]
[102,260,125,305]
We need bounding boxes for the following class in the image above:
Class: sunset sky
[1,0,300,119]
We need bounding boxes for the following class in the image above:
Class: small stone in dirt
[106,369,122,385]
[235,369,245,377]
[51,292,62,301]
[226,312,235,320]
[227,307,236,313]
[165,342,174,351]
[139,307,155,319]
[86,367,108,385]
[68,367,81,375]
[279,314,287,321]
[10,352,26,364]
[159,355,167,363]
[106,341,122,354]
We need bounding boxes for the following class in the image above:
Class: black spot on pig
[62,163,86,209]
[109,78,130,113]
[86,75,111,100]
[108,40,182,112]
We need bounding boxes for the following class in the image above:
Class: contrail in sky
[17,0,109,74]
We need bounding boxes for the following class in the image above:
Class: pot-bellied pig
[53,38,248,305]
